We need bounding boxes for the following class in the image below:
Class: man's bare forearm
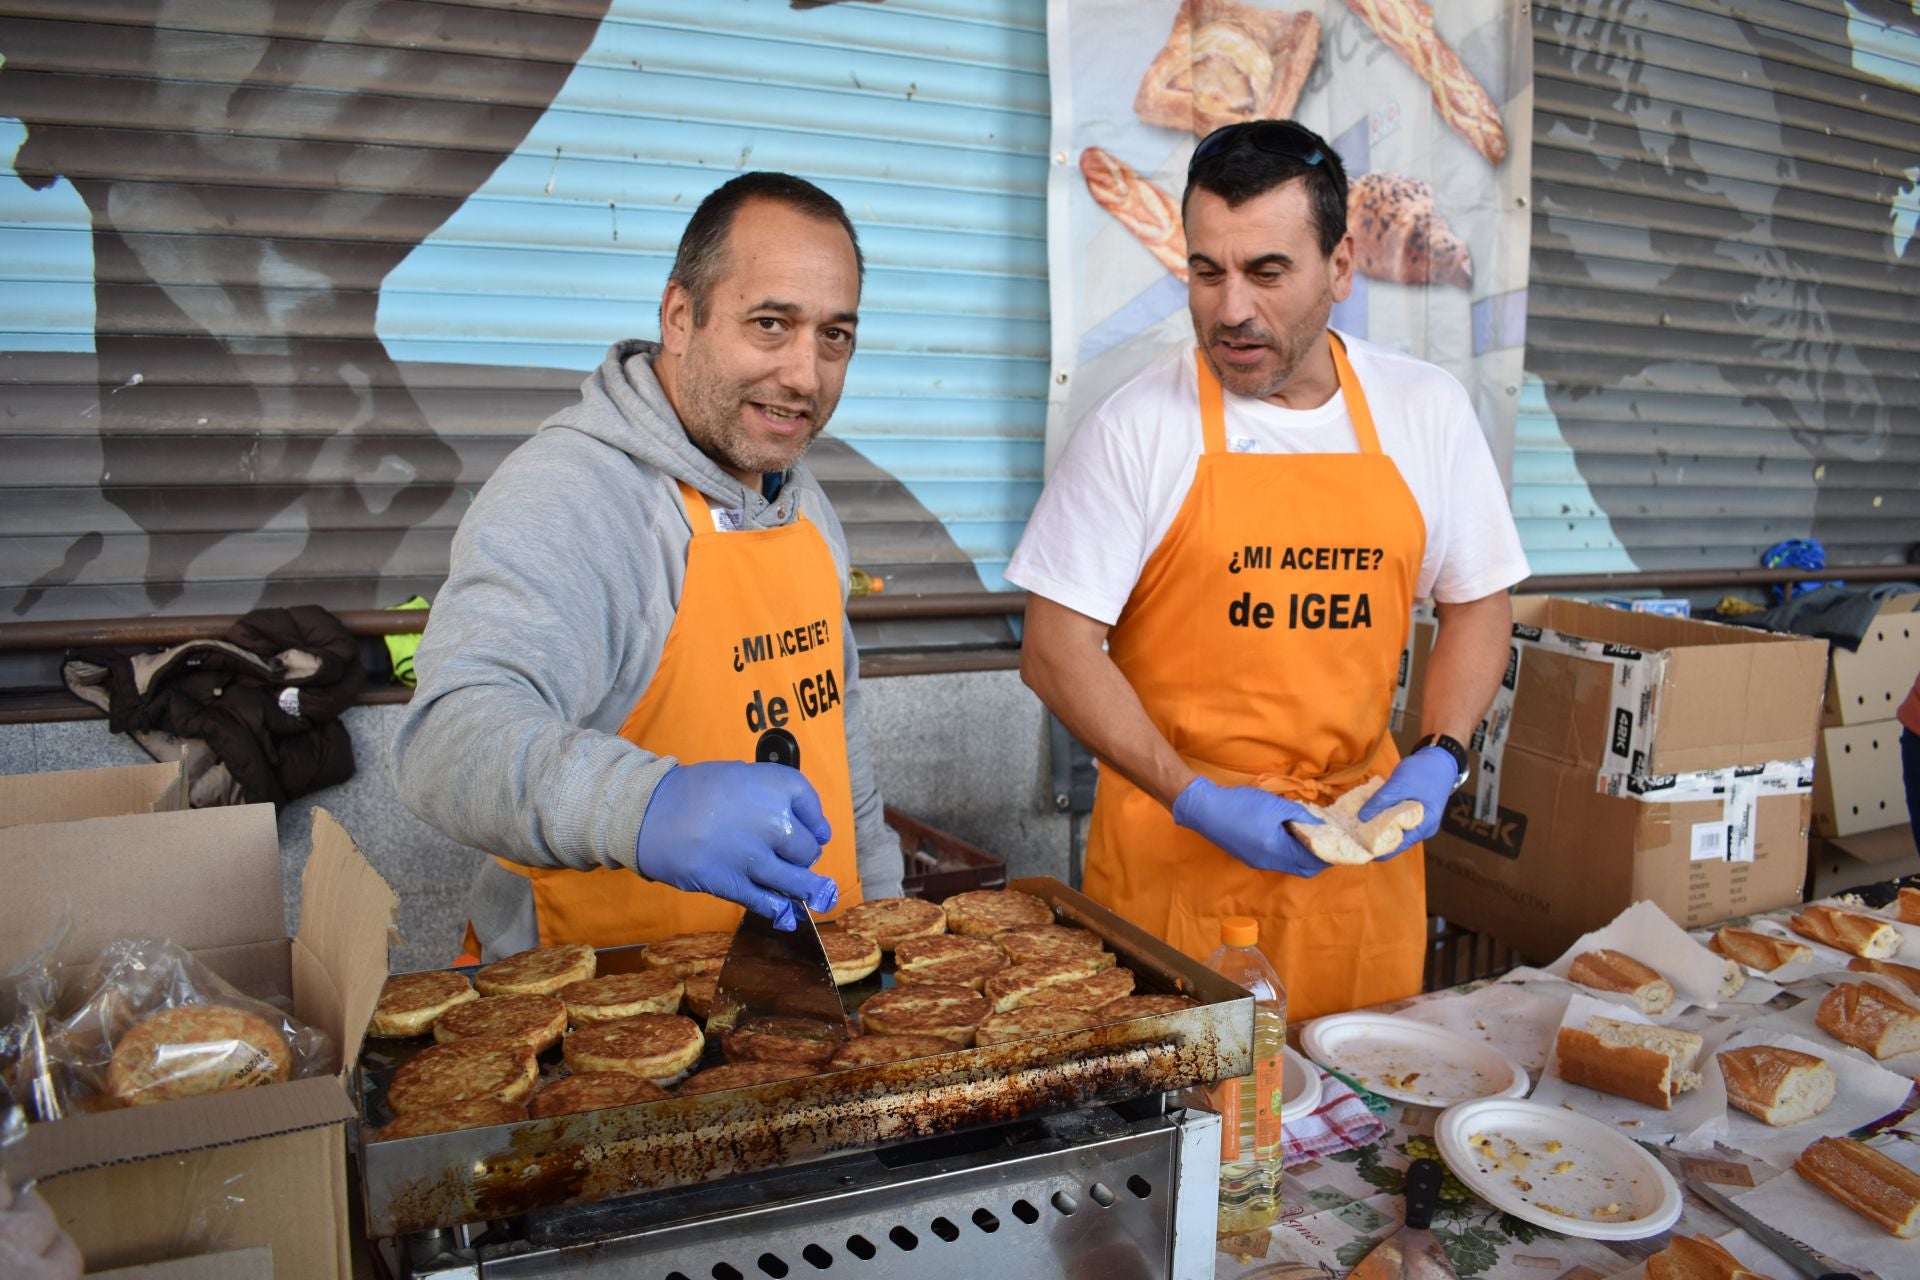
[1421,591,1512,742]
[1020,594,1197,809]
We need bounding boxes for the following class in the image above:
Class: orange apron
[479,479,863,952]
[1083,336,1427,1021]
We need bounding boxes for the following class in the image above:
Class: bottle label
[1253,1050,1282,1151]
[1211,1077,1241,1160]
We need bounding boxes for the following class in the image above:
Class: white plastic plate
[1300,1012,1529,1107]
[1280,1045,1322,1122]
[1435,1097,1681,1241]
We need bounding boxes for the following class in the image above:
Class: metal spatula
[1349,1159,1458,1280]
[705,729,853,1041]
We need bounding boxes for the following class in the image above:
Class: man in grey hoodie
[396,172,903,961]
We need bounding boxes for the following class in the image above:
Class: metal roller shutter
[0,0,1047,652]
[1519,0,1920,580]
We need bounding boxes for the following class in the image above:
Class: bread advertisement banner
[1043,0,1533,476]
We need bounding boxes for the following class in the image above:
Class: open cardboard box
[0,767,394,1280]
[1395,597,1826,962]
[1824,593,1920,726]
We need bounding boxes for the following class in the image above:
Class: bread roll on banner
[1134,0,1321,138]
[1349,173,1472,289]
[1080,148,1189,282]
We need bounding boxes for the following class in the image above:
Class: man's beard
[1202,285,1334,400]
[674,348,829,478]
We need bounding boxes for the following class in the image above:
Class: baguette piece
[1795,1136,1920,1238]
[1816,981,1920,1060]
[1789,905,1901,959]
[1898,885,1920,925]
[1080,148,1188,282]
[1716,1045,1835,1126]
[1340,0,1506,164]
[1646,1233,1776,1280]
[1709,926,1812,973]
[1568,949,1674,1015]
[1849,956,1920,998]
[1553,1016,1702,1109]
[1285,775,1423,865]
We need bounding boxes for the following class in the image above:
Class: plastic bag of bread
[39,938,335,1113]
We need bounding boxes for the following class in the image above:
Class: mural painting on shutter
[0,0,1047,653]
[1522,0,1920,579]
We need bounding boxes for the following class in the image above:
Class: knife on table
[1350,1159,1459,1280]
[706,729,852,1042]
[1685,1177,1865,1280]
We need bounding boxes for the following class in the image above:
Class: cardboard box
[93,1246,275,1279]
[1814,720,1909,837]
[1398,597,1826,962]
[1807,825,1920,900]
[0,787,394,1280]
[1825,594,1920,726]
[0,761,184,828]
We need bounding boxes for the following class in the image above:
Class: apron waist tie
[1202,734,1390,806]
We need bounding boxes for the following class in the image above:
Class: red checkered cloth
[1282,1068,1386,1167]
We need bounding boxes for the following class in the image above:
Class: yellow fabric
[383,594,431,688]
[1084,336,1430,1020]
[490,481,863,948]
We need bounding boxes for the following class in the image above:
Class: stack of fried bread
[1553,1015,1702,1109]
[368,894,1208,1140]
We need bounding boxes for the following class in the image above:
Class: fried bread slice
[371,970,479,1038]
[373,1097,526,1140]
[976,1005,1105,1047]
[641,932,734,977]
[983,953,1118,1013]
[857,983,989,1045]
[826,1034,961,1070]
[562,1013,705,1084]
[894,934,1009,991]
[387,1038,538,1112]
[528,1071,671,1118]
[559,971,685,1025]
[1020,967,1136,1012]
[943,889,1053,938]
[474,944,596,997]
[839,896,947,950]
[993,924,1104,966]
[432,994,568,1053]
[677,1060,817,1095]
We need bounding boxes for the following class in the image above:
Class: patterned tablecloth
[1212,897,1920,1280]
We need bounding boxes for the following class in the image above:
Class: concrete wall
[0,668,1073,971]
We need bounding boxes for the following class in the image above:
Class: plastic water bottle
[1204,915,1286,1233]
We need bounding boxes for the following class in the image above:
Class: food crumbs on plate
[1511,1176,1532,1192]
[1621,1120,1640,1128]
[1544,1140,1562,1154]
[1552,1160,1575,1174]
[1538,1203,1575,1218]
[1599,1202,1622,1217]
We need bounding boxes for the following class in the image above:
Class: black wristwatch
[1415,733,1471,792]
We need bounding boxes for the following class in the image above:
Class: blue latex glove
[634,761,839,931]
[1171,776,1328,878]
[1357,746,1457,857]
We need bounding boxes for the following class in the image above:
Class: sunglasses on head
[1187,120,1344,194]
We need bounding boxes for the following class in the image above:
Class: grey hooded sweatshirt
[395,340,903,959]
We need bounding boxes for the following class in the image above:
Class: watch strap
[1416,733,1471,790]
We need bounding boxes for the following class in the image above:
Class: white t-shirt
[1007,332,1530,625]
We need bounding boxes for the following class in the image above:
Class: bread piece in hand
[1134,0,1320,137]
[1710,926,1812,973]
[1796,1136,1920,1238]
[1285,775,1422,865]
[1789,904,1901,959]
[1568,949,1675,1015]
[1816,981,1920,1060]
[1553,1016,1702,1109]
[1646,1233,1774,1280]
[1849,956,1920,999]
[1716,1044,1835,1126]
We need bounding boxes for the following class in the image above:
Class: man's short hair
[666,172,865,326]
[1182,120,1348,258]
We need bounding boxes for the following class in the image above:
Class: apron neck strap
[1192,332,1381,457]
[676,480,716,532]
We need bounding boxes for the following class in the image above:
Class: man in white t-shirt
[1008,120,1529,1019]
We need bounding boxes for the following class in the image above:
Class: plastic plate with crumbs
[1435,1097,1681,1240]
[1300,1013,1528,1107]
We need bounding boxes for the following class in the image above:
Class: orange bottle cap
[1222,916,1258,948]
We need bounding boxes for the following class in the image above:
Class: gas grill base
[401,1101,1222,1280]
